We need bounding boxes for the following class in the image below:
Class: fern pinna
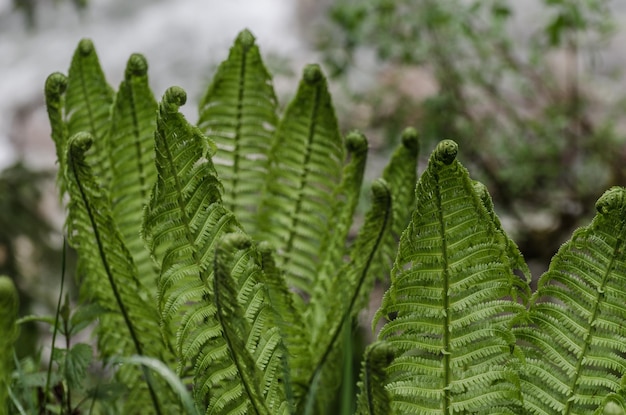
[29,27,626,415]
[516,186,626,414]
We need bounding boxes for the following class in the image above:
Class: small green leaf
[64,343,93,390]
[68,303,106,336]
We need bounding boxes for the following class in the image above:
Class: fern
[0,276,19,415]
[355,342,395,415]
[373,126,420,280]
[64,39,114,189]
[144,86,287,414]
[109,53,159,294]
[141,85,232,373]
[258,63,344,297]
[300,179,393,412]
[63,132,175,413]
[38,29,626,415]
[198,29,278,236]
[516,186,626,414]
[375,140,527,414]
[307,130,368,329]
[44,72,68,194]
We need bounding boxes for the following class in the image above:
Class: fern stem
[45,238,66,404]
[434,169,452,414]
[69,155,163,415]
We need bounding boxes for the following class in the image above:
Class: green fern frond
[0,276,19,415]
[191,238,288,415]
[144,87,287,414]
[64,132,173,414]
[142,86,231,359]
[300,179,392,411]
[198,29,278,236]
[516,186,626,414]
[258,64,344,296]
[65,39,115,188]
[318,131,368,273]
[355,342,395,415]
[257,242,307,407]
[44,72,68,195]
[473,180,531,302]
[109,53,159,295]
[375,140,527,414]
[308,130,368,327]
[213,234,272,415]
[373,126,420,280]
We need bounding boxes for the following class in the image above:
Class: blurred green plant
[320,0,622,266]
[0,163,64,361]
[12,0,87,28]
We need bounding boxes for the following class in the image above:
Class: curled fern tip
[303,64,323,84]
[68,132,94,154]
[126,53,149,77]
[45,72,68,99]
[371,178,391,201]
[596,186,626,215]
[434,139,458,165]
[346,130,368,154]
[401,127,419,153]
[163,86,187,110]
[78,38,95,55]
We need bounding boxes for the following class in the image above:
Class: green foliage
[7,28,626,415]
[516,186,626,413]
[0,276,19,415]
[322,0,620,249]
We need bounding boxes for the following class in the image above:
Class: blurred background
[1,0,626,353]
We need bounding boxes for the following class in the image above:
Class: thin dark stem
[45,238,66,408]
[64,316,72,415]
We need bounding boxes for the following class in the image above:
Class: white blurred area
[0,0,316,170]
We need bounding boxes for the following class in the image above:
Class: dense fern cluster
[2,29,626,414]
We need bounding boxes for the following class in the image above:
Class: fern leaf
[473,180,531,302]
[257,241,310,406]
[142,85,231,361]
[375,140,527,414]
[318,131,368,272]
[198,29,278,235]
[308,130,368,327]
[144,87,287,414]
[192,238,288,415]
[214,234,272,415]
[65,39,115,188]
[44,72,69,196]
[299,179,392,411]
[516,186,626,414]
[258,64,344,296]
[108,53,159,296]
[64,132,173,413]
[355,342,395,415]
[0,276,19,415]
[373,127,420,280]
